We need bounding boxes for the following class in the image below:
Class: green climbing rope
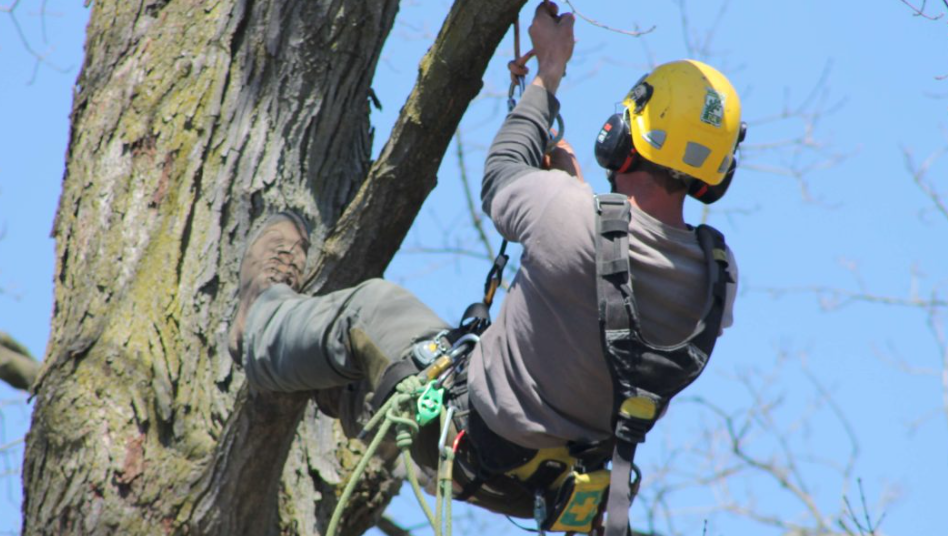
[326,376,455,536]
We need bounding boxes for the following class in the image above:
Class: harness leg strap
[604,440,636,536]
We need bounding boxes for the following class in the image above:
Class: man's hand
[543,138,584,182]
[528,2,575,95]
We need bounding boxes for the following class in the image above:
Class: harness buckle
[594,193,628,215]
[533,489,548,536]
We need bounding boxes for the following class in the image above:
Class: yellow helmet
[622,59,742,186]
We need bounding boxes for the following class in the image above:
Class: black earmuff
[594,113,637,173]
[688,159,735,204]
[595,79,653,174]
[686,121,747,205]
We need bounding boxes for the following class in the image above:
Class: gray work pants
[242,278,450,437]
[242,279,542,518]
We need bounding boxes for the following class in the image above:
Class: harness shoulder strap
[594,205,733,536]
[593,194,641,536]
[690,224,731,353]
[595,194,634,335]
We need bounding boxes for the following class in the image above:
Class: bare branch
[679,394,831,531]
[455,130,496,261]
[0,0,71,83]
[900,0,945,20]
[803,368,861,488]
[0,331,39,392]
[402,246,492,262]
[902,144,948,223]
[561,0,655,37]
[376,516,414,536]
[675,0,731,63]
[839,479,887,536]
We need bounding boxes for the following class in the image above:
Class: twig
[924,298,948,430]
[687,395,832,532]
[0,0,71,83]
[903,144,948,223]
[803,368,860,486]
[900,0,945,20]
[840,479,886,535]
[0,331,39,392]
[455,130,495,260]
[675,0,731,62]
[376,516,414,536]
[402,246,491,262]
[754,284,948,311]
[561,0,655,37]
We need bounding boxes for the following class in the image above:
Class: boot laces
[263,239,306,288]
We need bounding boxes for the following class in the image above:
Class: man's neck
[614,171,688,230]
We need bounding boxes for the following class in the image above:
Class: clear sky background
[2,1,947,535]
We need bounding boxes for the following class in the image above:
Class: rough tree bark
[22,0,526,534]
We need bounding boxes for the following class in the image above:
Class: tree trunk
[22,0,525,534]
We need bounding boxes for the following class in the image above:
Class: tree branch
[303,0,529,294]
[376,516,414,536]
[0,331,39,392]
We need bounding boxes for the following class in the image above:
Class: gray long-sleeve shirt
[467,85,738,449]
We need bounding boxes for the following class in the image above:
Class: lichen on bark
[22,0,526,534]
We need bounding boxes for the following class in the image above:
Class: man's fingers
[559,12,575,29]
[535,1,559,18]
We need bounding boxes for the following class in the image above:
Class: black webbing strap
[595,194,634,332]
[605,440,636,536]
[593,197,732,536]
[484,240,509,308]
[371,359,423,414]
[594,194,641,536]
[689,224,730,352]
[458,301,492,336]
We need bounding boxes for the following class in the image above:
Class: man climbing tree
[230,3,742,535]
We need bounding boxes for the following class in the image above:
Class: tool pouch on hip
[544,469,611,533]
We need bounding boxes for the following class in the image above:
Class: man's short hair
[636,158,688,194]
[607,157,691,194]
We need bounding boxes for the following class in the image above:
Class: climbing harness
[593,193,731,536]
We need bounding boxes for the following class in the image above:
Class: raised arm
[481,2,575,217]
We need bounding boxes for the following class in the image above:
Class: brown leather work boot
[228,211,310,364]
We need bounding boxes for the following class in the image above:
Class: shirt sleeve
[489,170,587,245]
[482,84,560,222]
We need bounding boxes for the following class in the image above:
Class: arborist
[227,2,743,535]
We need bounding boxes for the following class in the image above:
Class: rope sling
[326,335,478,536]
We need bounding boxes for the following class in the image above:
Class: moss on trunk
[22,0,526,534]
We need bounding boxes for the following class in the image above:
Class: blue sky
[2,1,947,535]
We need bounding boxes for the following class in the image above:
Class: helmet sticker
[701,88,725,127]
[597,123,611,143]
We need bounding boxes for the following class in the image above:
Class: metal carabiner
[508,76,526,112]
[546,113,565,153]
